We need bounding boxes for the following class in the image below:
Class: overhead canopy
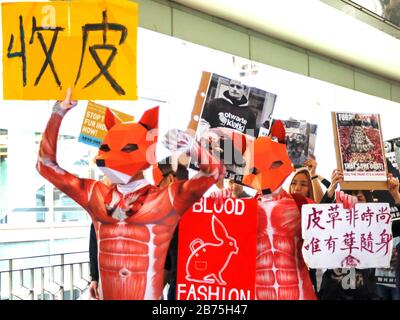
[173,0,400,82]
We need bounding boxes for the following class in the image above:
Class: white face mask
[98,167,132,185]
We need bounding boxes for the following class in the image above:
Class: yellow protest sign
[2,0,137,100]
[79,101,134,147]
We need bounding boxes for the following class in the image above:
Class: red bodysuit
[37,110,223,300]
[256,189,316,300]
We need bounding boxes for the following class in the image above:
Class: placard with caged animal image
[282,119,318,168]
[331,111,388,190]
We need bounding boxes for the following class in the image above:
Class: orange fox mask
[242,120,293,193]
[95,106,159,184]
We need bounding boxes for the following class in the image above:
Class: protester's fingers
[64,87,72,103]
[335,172,344,183]
[351,195,358,207]
[347,195,357,210]
[342,194,350,210]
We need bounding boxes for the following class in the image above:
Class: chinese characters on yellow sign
[2,0,138,100]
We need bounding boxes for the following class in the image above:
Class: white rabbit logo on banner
[185,215,239,285]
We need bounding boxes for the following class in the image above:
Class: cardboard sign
[2,0,137,100]
[78,101,134,147]
[283,119,318,168]
[187,72,277,183]
[176,197,258,300]
[384,137,400,173]
[302,203,393,269]
[331,112,387,190]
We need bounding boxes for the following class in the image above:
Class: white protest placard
[302,203,393,268]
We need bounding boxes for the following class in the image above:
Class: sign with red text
[331,112,387,190]
[176,197,258,300]
[302,203,393,269]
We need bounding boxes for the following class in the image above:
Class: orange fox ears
[104,108,122,130]
[139,106,159,131]
[270,119,286,144]
[104,106,159,131]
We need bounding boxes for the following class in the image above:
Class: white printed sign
[302,203,393,268]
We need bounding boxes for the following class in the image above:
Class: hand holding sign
[303,155,318,176]
[59,87,78,110]
[335,190,358,210]
[53,87,78,116]
[163,129,197,171]
[387,173,400,204]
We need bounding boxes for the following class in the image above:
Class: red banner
[176,197,258,300]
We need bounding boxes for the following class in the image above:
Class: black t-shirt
[202,93,257,134]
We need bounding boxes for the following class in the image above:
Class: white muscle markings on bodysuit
[255,192,314,300]
[99,236,147,245]
[99,251,148,257]
[294,237,304,300]
[107,190,143,220]
[37,110,223,299]
[88,181,97,201]
[265,200,279,293]
[167,185,174,207]
[39,156,67,174]
[144,224,156,299]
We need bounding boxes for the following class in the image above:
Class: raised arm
[303,156,324,203]
[163,129,224,215]
[388,173,400,205]
[36,89,95,209]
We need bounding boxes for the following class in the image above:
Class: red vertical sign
[176,197,258,300]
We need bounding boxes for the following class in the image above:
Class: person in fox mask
[37,89,224,300]
[211,120,357,300]
[242,120,358,300]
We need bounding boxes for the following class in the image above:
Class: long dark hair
[289,169,314,200]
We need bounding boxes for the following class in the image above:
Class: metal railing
[0,206,91,225]
[0,251,91,300]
